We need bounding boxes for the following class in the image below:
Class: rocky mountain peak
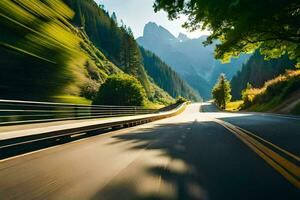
[177,33,189,42]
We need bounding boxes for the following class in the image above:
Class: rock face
[137,22,250,100]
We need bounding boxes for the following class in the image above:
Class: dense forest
[231,51,296,99]
[140,47,201,101]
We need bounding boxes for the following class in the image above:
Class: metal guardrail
[0,99,158,126]
[0,102,187,155]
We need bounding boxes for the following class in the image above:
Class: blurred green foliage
[53,95,91,105]
[0,0,120,101]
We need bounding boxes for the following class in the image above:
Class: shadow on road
[200,103,220,113]
[91,115,300,200]
[91,121,209,200]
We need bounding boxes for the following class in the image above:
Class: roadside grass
[291,102,300,115]
[144,101,165,109]
[242,70,300,112]
[52,96,168,109]
[53,95,92,105]
[226,100,243,111]
[246,96,281,112]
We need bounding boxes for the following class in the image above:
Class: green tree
[111,12,118,25]
[154,0,300,67]
[93,74,147,106]
[119,27,141,77]
[212,74,232,109]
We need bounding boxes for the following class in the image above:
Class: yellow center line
[237,126,300,163]
[231,125,300,178]
[212,118,300,190]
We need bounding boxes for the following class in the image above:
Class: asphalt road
[1,103,299,200]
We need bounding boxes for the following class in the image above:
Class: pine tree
[111,12,118,25]
[119,27,141,77]
[212,74,232,109]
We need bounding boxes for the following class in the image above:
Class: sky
[96,0,210,39]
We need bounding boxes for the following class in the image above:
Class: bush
[176,96,188,104]
[93,74,147,106]
[80,80,100,100]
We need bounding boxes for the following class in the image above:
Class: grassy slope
[242,70,300,114]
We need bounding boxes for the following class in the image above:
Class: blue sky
[96,0,209,39]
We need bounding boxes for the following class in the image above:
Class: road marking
[212,118,300,190]
[237,127,300,163]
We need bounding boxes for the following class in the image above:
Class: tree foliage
[93,74,147,106]
[154,0,300,66]
[176,96,188,103]
[212,74,232,109]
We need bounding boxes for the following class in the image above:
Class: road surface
[1,103,299,200]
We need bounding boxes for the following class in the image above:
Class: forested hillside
[0,0,200,106]
[63,0,199,102]
[140,47,201,101]
[231,51,296,99]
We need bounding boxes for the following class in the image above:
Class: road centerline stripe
[236,126,300,163]
[212,118,300,190]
